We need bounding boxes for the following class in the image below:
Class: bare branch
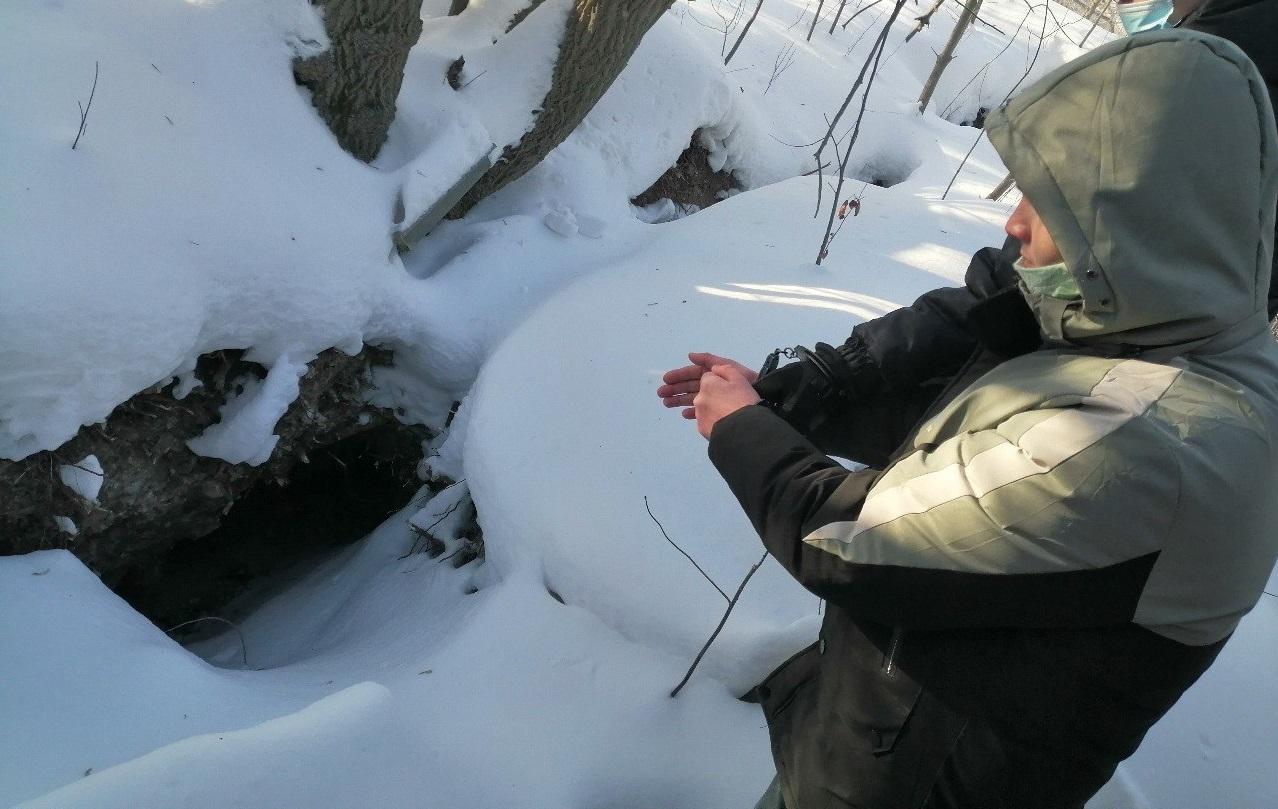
[764,42,797,94]
[905,0,945,42]
[815,0,907,263]
[71,61,99,151]
[645,496,729,602]
[842,0,881,29]
[807,0,827,40]
[811,0,904,219]
[670,550,769,697]
[941,3,1048,199]
[165,616,249,668]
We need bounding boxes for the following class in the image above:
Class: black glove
[754,342,860,429]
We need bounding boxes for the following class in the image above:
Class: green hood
[985,30,1278,351]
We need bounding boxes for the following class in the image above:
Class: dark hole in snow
[846,148,922,190]
[117,423,421,632]
[631,131,739,223]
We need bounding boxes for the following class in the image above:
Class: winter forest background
[1,0,1274,806]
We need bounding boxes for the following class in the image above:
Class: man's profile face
[1004,197,1065,268]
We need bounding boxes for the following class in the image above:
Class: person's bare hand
[658,352,759,419]
[694,364,762,439]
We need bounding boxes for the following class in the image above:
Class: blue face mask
[1118,0,1175,34]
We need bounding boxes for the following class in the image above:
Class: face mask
[1118,0,1175,34]
[1013,258,1082,301]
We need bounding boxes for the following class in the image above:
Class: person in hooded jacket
[662,30,1278,809]
[659,0,1276,454]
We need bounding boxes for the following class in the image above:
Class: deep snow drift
[2,1,1275,807]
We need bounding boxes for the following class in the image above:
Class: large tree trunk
[293,0,424,162]
[447,0,674,219]
[917,0,982,114]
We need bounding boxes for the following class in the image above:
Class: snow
[58,454,104,503]
[186,351,313,465]
[52,516,79,537]
[2,0,1275,807]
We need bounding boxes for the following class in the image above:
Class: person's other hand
[694,364,762,439]
[658,352,758,419]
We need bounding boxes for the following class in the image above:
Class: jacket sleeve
[847,237,1025,393]
[708,397,1176,631]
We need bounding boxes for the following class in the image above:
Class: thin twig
[460,69,488,89]
[165,616,249,668]
[670,550,769,697]
[764,42,797,94]
[816,0,907,263]
[645,496,729,602]
[937,3,1037,119]
[72,61,99,151]
[941,3,1047,199]
[813,0,903,219]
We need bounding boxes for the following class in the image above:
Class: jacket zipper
[884,627,904,676]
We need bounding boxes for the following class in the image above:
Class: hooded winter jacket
[713,31,1278,809]
[777,0,1278,430]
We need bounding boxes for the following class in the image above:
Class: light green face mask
[1013,258,1082,301]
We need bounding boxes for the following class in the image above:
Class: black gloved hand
[754,343,855,429]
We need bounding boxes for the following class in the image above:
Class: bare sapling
[828,0,850,33]
[813,0,908,264]
[725,0,765,65]
[669,550,769,697]
[918,0,983,114]
[765,42,798,94]
[644,497,771,697]
[72,61,99,150]
[807,0,827,40]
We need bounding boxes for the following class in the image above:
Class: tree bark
[293,0,424,162]
[917,0,982,114]
[986,171,1015,200]
[447,0,675,219]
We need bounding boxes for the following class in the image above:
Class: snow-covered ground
[2,0,1275,807]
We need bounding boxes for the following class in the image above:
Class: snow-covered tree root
[0,346,429,628]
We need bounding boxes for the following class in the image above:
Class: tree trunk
[447,0,674,219]
[828,1,850,34]
[917,0,982,114]
[986,171,1015,200]
[807,0,827,41]
[293,0,424,162]
[725,0,765,65]
[448,0,468,15]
